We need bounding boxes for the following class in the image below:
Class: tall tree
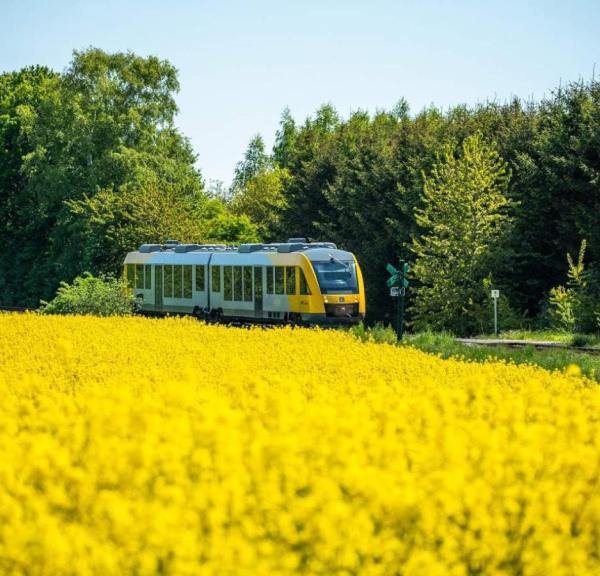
[0,49,253,307]
[230,134,269,197]
[230,167,290,242]
[411,134,512,334]
[272,107,297,168]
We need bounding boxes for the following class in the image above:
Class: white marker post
[491,289,500,335]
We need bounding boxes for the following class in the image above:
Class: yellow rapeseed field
[1,313,600,575]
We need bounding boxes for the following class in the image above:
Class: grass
[403,331,600,381]
[472,329,600,348]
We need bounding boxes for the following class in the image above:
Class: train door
[254,266,263,315]
[155,265,163,310]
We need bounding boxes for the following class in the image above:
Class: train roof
[127,239,355,261]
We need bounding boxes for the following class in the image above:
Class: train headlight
[324,297,329,303]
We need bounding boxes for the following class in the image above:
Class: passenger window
[174,265,183,298]
[299,268,311,295]
[212,266,221,292]
[126,264,135,289]
[223,266,233,301]
[145,265,152,289]
[266,267,274,294]
[164,265,173,298]
[195,265,205,291]
[275,266,285,294]
[135,264,144,289]
[286,267,296,295]
[243,266,253,301]
[233,266,242,301]
[183,266,192,299]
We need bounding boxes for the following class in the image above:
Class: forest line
[1,48,599,332]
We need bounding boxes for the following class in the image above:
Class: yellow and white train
[123,238,366,325]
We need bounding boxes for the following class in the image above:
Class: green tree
[0,66,61,305]
[230,166,290,241]
[230,134,270,197]
[411,134,513,334]
[272,107,297,168]
[0,49,258,307]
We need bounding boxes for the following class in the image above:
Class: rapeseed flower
[0,313,599,575]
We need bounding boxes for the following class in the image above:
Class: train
[123,238,366,325]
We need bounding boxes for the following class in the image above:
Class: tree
[411,134,513,334]
[230,167,290,241]
[0,48,258,307]
[0,66,62,305]
[272,107,297,168]
[230,134,269,196]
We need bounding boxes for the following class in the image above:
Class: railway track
[456,338,600,355]
[0,305,36,313]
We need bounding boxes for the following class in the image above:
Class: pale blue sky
[2,0,599,185]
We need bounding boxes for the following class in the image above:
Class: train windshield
[312,259,358,294]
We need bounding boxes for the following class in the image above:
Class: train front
[304,248,366,325]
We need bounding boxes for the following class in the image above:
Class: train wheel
[208,308,221,324]
[289,313,302,326]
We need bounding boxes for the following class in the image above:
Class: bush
[570,333,594,348]
[548,240,599,333]
[349,322,397,344]
[40,273,134,316]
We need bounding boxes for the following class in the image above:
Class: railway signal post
[387,261,409,340]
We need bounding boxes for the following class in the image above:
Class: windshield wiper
[328,254,350,271]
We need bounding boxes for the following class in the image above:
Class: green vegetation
[348,322,398,345]
[1,47,599,335]
[40,273,134,316]
[0,49,257,308]
[347,324,600,380]
[411,134,513,334]
[233,79,600,332]
[403,331,600,381]
[548,240,599,333]
[473,329,600,347]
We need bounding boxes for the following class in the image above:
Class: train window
[243,266,253,301]
[223,266,233,300]
[183,266,193,299]
[212,266,221,292]
[233,266,243,301]
[126,264,135,289]
[174,265,183,298]
[275,266,285,294]
[135,264,144,289]
[312,260,358,294]
[286,267,296,295]
[164,265,173,298]
[266,266,274,294]
[299,268,311,295]
[144,265,152,289]
[195,265,205,291]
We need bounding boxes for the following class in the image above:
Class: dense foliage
[232,81,600,331]
[411,134,512,333]
[39,273,134,316]
[2,314,600,574]
[2,46,599,332]
[0,49,256,307]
